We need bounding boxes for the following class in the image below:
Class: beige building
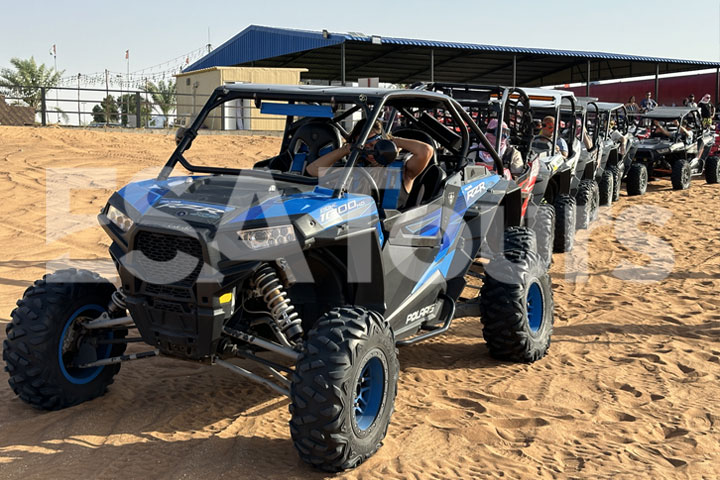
[174,67,307,131]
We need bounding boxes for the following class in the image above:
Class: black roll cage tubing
[584,101,600,152]
[158,87,503,198]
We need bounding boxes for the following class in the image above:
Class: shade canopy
[185,25,720,87]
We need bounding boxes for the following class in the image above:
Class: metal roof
[185,25,720,87]
[641,106,699,118]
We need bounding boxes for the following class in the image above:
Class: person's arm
[395,137,433,192]
[306,143,351,177]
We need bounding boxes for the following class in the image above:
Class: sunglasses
[543,123,555,128]
[489,128,510,139]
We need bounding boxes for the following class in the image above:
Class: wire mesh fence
[0,84,275,131]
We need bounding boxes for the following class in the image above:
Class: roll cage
[158,84,504,196]
[414,82,534,159]
[526,89,580,158]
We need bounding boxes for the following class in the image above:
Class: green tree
[92,95,119,123]
[146,80,176,126]
[117,93,152,127]
[0,57,64,109]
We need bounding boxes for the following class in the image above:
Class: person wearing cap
[476,119,524,177]
[686,94,698,109]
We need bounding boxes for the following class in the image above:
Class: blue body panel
[410,174,501,293]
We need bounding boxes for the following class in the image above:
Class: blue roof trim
[184,25,720,73]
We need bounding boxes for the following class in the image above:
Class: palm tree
[146,80,176,126]
[0,57,64,110]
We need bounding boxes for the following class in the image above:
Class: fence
[0,84,279,131]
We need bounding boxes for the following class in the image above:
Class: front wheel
[290,307,398,472]
[3,269,126,410]
[608,165,622,202]
[526,204,555,269]
[706,156,719,184]
[671,159,691,190]
[479,249,554,362]
[626,163,648,196]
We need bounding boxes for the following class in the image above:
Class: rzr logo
[465,182,487,202]
[405,304,436,324]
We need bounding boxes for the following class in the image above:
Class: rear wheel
[526,204,555,269]
[575,179,598,229]
[671,159,691,190]
[626,163,648,196]
[598,169,614,207]
[3,269,126,410]
[553,194,576,253]
[290,307,398,472]
[479,249,554,362]
[705,156,719,184]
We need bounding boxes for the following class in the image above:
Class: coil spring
[108,289,127,315]
[254,264,303,342]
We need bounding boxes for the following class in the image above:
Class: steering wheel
[319,166,381,206]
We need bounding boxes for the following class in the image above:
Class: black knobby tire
[503,226,537,255]
[626,163,648,196]
[553,194,576,253]
[479,249,554,362]
[671,159,691,190]
[608,165,622,202]
[3,269,127,410]
[526,204,555,269]
[290,306,399,472]
[575,179,598,230]
[598,169,614,207]
[706,156,720,184]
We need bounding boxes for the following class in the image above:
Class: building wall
[175,67,306,130]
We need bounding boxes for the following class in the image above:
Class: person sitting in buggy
[306,118,434,210]
[473,119,524,179]
[652,119,692,142]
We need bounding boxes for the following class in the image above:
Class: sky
[2,0,720,83]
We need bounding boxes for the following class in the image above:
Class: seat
[405,163,447,208]
[287,121,342,174]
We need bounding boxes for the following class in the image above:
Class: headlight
[238,225,296,250]
[657,148,670,154]
[106,205,134,232]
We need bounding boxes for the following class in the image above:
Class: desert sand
[0,126,719,479]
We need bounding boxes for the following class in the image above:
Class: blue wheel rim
[527,282,544,333]
[354,355,385,431]
[58,304,113,384]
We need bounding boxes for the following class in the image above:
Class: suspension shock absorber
[107,289,127,317]
[253,264,303,343]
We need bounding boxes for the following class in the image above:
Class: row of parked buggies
[4,82,718,472]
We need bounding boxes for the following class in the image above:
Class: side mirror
[373,139,399,166]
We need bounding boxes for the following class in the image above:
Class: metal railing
[0,84,285,131]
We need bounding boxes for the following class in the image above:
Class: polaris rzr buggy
[626,106,717,195]
[4,84,554,472]
[526,89,583,251]
[581,99,638,206]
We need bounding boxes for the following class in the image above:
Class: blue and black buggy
[4,85,554,471]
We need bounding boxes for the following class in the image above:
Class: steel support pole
[341,43,346,86]
[586,60,591,97]
[655,64,660,104]
[512,55,517,88]
[430,49,434,82]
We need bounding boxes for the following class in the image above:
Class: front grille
[144,283,193,300]
[134,231,203,286]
